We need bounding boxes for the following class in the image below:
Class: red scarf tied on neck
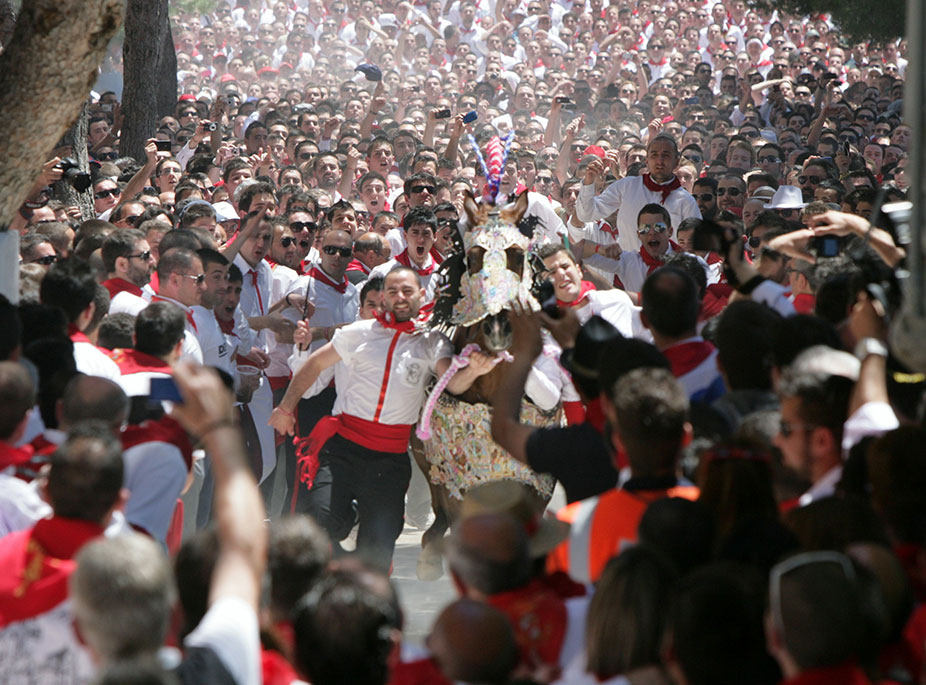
[641,173,681,202]
[308,266,347,294]
[374,309,419,334]
[556,280,596,309]
[395,249,435,276]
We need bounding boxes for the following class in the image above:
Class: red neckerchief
[663,339,716,377]
[394,249,435,276]
[345,259,370,274]
[261,647,301,685]
[246,269,265,315]
[102,278,143,298]
[638,245,667,274]
[309,266,348,294]
[792,293,816,314]
[0,442,34,471]
[152,295,198,333]
[110,348,173,376]
[121,416,194,470]
[374,310,418,334]
[67,323,91,344]
[649,56,668,66]
[641,173,681,202]
[429,246,445,265]
[556,280,596,308]
[486,578,568,668]
[0,517,106,627]
[215,315,236,336]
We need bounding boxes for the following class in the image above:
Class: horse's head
[449,191,536,344]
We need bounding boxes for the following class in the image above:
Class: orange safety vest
[547,485,699,583]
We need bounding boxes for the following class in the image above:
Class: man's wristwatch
[854,337,889,361]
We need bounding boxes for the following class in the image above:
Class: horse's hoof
[416,543,444,581]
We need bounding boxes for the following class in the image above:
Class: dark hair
[293,567,401,685]
[325,199,356,224]
[638,498,714,576]
[47,420,124,523]
[403,172,438,196]
[238,181,277,214]
[196,247,229,270]
[101,229,146,273]
[777,370,853,446]
[714,301,782,391]
[585,546,678,679]
[641,267,700,337]
[98,313,137,351]
[156,247,198,280]
[157,229,201,254]
[134,302,186,358]
[770,315,841,368]
[268,515,331,618]
[40,258,98,323]
[637,202,671,227]
[0,361,36,439]
[403,205,437,233]
[612,368,688,475]
[663,253,707,299]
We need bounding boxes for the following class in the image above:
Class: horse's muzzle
[480,312,512,353]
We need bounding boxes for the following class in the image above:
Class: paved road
[391,524,456,644]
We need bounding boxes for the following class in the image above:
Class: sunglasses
[759,156,781,164]
[856,114,874,122]
[693,193,715,201]
[536,176,554,183]
[183,273,206,285]
[280,237,297,247]
[717,187,742,196]
[290,221,317,233]
[748,236,763,248]
[637,222,668,235]
[127,250,151,261]
[29,254,58,266]
[683,154,703,163]
[410,185,435,194]
[122,215,142,226]
[799,175,823,184]
[322,245,353,258]
[94,187,120,199]
[97,151,119,161]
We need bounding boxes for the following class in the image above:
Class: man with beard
[692,177,719,220]
[313,152,342,202]
[270,266,496,571]
[101,229,156,316]
[576,135,701,254]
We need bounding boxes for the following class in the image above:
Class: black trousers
[294,433,411,573]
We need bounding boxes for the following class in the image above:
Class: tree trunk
[54,101,95,220]
[156,19,177,119]
[0,0,124,227]
[121,0,172,162]
[0,0,15,50]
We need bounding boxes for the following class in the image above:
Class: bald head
[59,375,129,431]
[446,513,531,596]
[429,599,518,685]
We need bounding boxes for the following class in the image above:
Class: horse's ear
[501,188,530,227]
[463,190,484,228]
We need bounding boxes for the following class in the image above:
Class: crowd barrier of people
[0,0,923,684]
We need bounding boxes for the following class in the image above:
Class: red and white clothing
[369,250,440,300]
[121,417,191,542]
[68,324,121,380]
[576,175,701,253]
[584,246,712,295]
[102,277,148,316]
[112,348,172,398]
[284,268,360,355]
[0,517,101,683]
[264,261,301,384]
[234,254,273,347]
[192,305,234,376]
[147,294,204,364]
[328,318,453,423]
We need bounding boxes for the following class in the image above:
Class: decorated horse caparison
[411,135,563,580]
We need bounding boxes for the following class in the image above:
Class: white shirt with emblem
[330,320,453,425]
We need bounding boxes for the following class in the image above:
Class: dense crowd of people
[0,0,923,683]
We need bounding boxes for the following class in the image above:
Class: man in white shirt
[191,249,234,375]
[40,259,121,381]
[370,206,441,299]
[148,247,206,364]
[575,134,701,254]
[270,267,497,571]
[100,229,156,316]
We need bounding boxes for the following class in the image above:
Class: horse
[411,189,561,580]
